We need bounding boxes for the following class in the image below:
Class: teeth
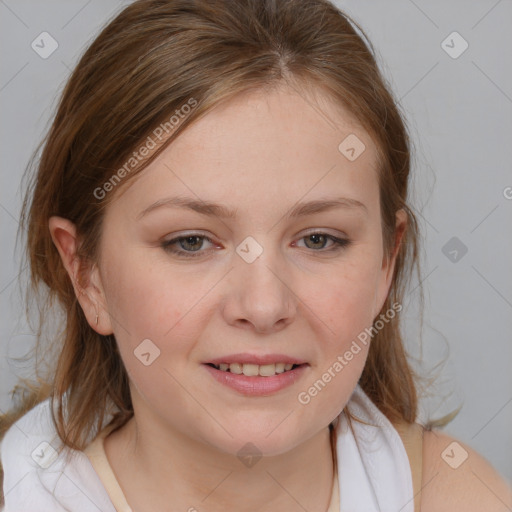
[213,362,300,376]
[229,363,243,374]
[275,363,286,374]
[242,363,259,376]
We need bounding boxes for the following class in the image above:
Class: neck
[104,409,336,512]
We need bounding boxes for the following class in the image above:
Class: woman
[1,0,510,510]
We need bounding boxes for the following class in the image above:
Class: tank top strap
[393,421,424,512]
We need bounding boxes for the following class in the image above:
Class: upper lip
[205,353,308,366]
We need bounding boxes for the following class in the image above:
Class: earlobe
[48,216,113,335]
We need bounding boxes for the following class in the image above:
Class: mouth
[202,358,309,396]
[205,362,306,377]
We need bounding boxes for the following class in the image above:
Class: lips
[203,361,309,395]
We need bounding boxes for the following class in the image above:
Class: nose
[221,244,297,335]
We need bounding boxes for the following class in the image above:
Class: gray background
[1,0,511,483]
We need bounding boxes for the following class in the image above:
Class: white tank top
[0,384,415,511]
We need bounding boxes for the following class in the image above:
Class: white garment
[1,384,415,511]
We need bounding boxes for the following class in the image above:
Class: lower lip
[202,364,309,396]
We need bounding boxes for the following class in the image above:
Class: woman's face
[93,83,401,456]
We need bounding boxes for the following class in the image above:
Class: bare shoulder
[420,427,512,512]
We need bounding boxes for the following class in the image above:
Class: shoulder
[420,428,512,512]
[1,397,55,462]
[1,398,59,508]
[1,398,115,511]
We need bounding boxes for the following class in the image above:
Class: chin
[198,417,315,459]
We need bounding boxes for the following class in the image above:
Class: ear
[373,208,407,318]
[48,216,113,335]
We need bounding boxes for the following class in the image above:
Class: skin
[421,430,512,511]
[49,83,511,511]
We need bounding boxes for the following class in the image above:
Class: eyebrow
[136,195,368,221]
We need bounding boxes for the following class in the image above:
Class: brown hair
[1,0,425,500]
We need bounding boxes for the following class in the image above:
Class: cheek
[100,253,198,410]
[296,274,377,421]
[100,249,221,397]
[314,258,382,339]
[102,250,191,337]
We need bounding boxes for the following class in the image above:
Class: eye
[294,232,351,252]
[161,231,351,258]
[161,233,215,258]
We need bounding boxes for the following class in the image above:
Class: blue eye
[161,232,351,258]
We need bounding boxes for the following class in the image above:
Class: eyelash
[161,232,351,258]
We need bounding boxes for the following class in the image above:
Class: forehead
[111,83,381,222]
[171,82,374,162]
